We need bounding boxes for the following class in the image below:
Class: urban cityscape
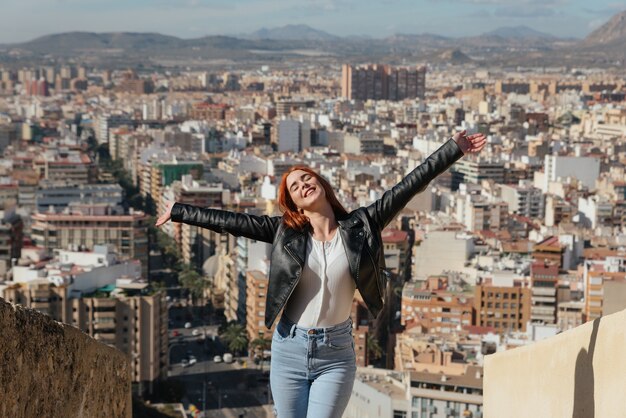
[0,3,625,418]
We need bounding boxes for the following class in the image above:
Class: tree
[178,266,206,305]
[250,335,271,369]
[149,281,167,295]
[155,229,182,270]
[366,334,383,364]
[220,322,249,356]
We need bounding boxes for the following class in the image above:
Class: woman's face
[285,169,327,212]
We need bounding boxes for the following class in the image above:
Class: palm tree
[220,323,249,356]
[366,334,383,365]
[179,266,207,305]
[250,336,271,368]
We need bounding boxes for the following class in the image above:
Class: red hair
[278,165,348,231]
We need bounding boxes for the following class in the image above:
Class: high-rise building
[455,194,509,233]
[31,207,149,276]
[245,270,276,341]
[34,184,124,214]
[169,176,231,268]
[499,181,545,219]
[1,246,167,389]
[344,367,483,418]
[277,119,301,153]
[583,256,626,322]
[543,155,600,191]
[474,284,531,333]
[401,282,473,334]
[341,64,426,101]
[530,262,559,325]
[450,158,505,190]
[0,209,23,277]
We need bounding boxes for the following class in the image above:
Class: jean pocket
[327,332,354,350]
[272,321,291,343]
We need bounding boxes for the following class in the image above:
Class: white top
[284,230,356,328]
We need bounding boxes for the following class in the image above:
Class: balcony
[532,288,556,296]
[484,308,626,417]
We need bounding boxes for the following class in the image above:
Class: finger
[470,143,486,152]
[470,142,486,152]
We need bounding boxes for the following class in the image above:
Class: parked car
[213,355,222,363]
[192,329,201,336]
[223,353,233,364]
[184,322,192,329]
[188,357,197,366]
[172,330,180,337]
[181,359,190,367]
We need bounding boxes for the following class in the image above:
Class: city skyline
[1,0,624,44]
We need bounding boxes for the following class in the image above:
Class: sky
[1,0,625,44]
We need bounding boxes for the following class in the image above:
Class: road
[165,304,273,416]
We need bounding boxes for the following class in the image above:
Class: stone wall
[484,308,626,418]
[0,298,131,418]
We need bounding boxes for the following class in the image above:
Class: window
[393,411,407,418]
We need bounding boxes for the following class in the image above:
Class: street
[166,304,273,417]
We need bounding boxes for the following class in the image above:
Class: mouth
[304,187,315,198]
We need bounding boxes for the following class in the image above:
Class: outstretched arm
[366,131,486,229]
[156,201,281,244]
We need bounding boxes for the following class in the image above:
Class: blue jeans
[270,315,357,418]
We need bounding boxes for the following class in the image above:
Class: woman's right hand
[155,201,175,227]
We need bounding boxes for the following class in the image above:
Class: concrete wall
[0,298,131,418]
[484,308,626,418]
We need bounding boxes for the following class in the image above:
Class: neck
[304,203,337,239]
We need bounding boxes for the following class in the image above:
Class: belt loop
[289,323,297,338]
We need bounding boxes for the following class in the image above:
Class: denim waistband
[279,314,353,338]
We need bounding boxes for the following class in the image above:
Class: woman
[156,130,486,417]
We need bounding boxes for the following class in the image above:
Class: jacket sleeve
[366,138,464,229]
[170,202,281,244]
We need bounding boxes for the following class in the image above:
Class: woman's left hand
[453,130,487,154]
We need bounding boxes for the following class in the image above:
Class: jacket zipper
[278,244,304,314]
[364,244,383,301]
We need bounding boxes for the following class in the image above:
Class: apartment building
[402,282,473,334]
[0,209,23,276]
[473,284,531,333]
[341,64,426,101]
[450,158,505,190]
[0,247,167,390]
[344,367,483,418]
[30,206,149,276]
[499,181,545,219]
[245,270,276,341]
[530,262,559,325]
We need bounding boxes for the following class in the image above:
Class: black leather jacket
[171,139,464,328]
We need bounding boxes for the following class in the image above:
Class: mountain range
[1,10,624,67]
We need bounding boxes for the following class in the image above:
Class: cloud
[583,3,626,16]
[303,0,355,11]
[467,9,492,18]
[494,6,559,18]
[436,0,566,4]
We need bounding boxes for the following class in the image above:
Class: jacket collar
[337,212,363,229]
[282,213,362,261]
